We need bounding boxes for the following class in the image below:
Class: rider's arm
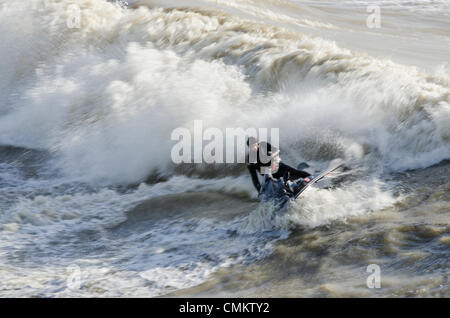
[266,142,279,157]
[247,164,261,192]
[260,142,276,156]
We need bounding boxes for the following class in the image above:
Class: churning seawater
[0,0,448,297]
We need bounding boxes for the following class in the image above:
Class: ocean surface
[0,0,449,297]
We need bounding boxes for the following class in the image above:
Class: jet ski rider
[246,136,311,193]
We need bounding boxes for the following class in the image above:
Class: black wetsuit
[246,142,311,192]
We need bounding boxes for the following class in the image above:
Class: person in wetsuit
[246,136,311,193]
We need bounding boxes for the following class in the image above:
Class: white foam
[286,178,399,227]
